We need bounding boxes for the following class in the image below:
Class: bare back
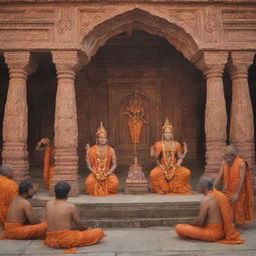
[203,194,223,225]
[46,199,76,232]
[6,196,33,224]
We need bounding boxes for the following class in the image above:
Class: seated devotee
[3,180,47,239]
[175,177,244,244]
[84,122,119,196]
[150,118,192,195]
[0,164,18,228]
[36,137,54,189]
[214,145,254,226]
[45,181,105,252]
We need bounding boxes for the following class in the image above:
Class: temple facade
[0,0,255,195]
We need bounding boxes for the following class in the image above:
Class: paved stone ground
[1,224,256,256]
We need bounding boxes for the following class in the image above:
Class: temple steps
[31,194,201,228]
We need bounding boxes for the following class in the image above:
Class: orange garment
[43,146,54,189]
[176,223,225,242]
[128,118,143,143]
[44,228,105,250]
[223,156,254,225]
[175,190,244,244]
[0,176,18,227]
[150,141,192,195]
[84,145,119,196]
[3,222,47,239]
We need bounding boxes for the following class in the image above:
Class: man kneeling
[45,181,105,250]
[4,181,47,239]
[175,177,244,244]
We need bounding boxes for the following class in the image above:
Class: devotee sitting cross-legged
[175,176,244,244]
[0,164,18,229]
[3,180,47,239]
[44,181,105,252]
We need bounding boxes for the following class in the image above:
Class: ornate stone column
[50,51,84,196]
[2,51,37,182]
[196,51,228,176]
[228,52,255,175]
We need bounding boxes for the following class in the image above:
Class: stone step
[86,217,195,228]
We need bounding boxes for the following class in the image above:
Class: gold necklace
[96,145,108,172]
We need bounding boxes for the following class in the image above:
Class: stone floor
[1,224,256,256]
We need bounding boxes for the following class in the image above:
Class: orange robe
[3,222,47,239]
[0,176,18,227]
[150,141,192,195]
[175,190,244,244]
[84,145,119,196]
[43,146,54,189]
[223,156,254,226]
[44,228,104,251]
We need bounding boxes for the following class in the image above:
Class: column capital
[195,51,228,78]
[51,50,88,74]
[228,52,255,79]
[4,51,38,76]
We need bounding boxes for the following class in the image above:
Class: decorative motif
[96,121,107,137]
[57,10,72,34]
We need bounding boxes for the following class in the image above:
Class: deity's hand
[183,142,188,154]
[41,138,50,145]
[150,146,154,157]
[85,144,90,152]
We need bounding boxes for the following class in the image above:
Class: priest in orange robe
[0,165,18,228]
[45,181,105,253]
[3,180,47,239]
[176,176,244,244]
[214,145,254,226]
[36,137,54,189]
[84,122,119,196]
[150,118,192,195]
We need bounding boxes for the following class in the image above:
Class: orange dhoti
[223,156,254,226]
[84,173,119,197]
[176,223,225,242]
[150,165,192,195]
[44,228,105,249]
[43,146,54,189]
[3,222,47,239]
[0,176,18,227]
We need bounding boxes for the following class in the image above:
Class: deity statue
[123,92,149,144]
[84,122,119,197]
[35,137,55,189]
[149,118,192,195]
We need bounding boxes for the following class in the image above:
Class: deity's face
[97,135,108,145]
[163,127,173,141]
[224,148,236,165]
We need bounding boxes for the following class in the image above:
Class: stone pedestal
[196,51,228,177]
[50,51,85,196]
[2,51,37,182]
[125,163,149,194]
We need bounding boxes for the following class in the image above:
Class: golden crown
[96,121,107,137]
[162,118,173,132]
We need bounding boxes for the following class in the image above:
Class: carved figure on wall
[149,118,192,195]
[123,92,149,144]
[35,137,55,189]
[84,122,119,197]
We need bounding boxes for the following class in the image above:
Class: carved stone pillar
[2,51,37,182]
[50,51,83,196]
[196,51,228,176]
[228,52,255,175]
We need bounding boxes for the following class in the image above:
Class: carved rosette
[2,51,38,182]
[196,51,228,176]
[50,51,86,196]
[228,52,255,174]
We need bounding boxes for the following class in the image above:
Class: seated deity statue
[149,118,192,195]
[84,122,119,196]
